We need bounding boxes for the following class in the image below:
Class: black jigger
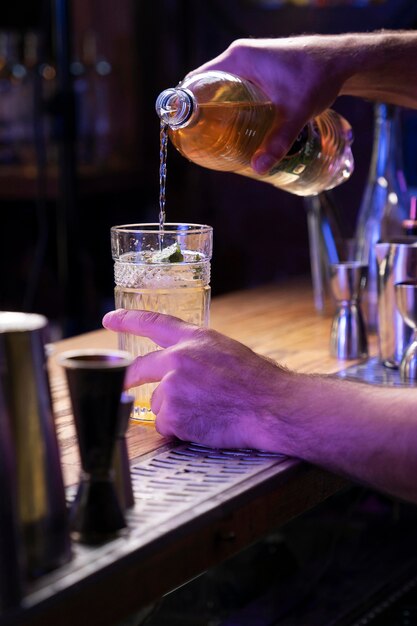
[59,349,133,544]
[113,393,135,510]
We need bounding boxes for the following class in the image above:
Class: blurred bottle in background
[19,31,40,167]
[72,30,112,169]
[355,103,409,331]
[0,27,113,172]
[0,31,26,165]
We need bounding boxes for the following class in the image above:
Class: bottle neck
[155,88,196,129]
[370,102,404,179]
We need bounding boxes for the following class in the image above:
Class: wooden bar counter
[2,278,369,626]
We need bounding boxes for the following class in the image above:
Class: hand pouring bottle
[156,70,354,197]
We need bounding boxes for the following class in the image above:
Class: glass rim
[111,222,212,235]
[57,349,134,369]
[0,311,47,333]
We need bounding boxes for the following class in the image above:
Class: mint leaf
[168,244,184,263]
[147,242,184,263]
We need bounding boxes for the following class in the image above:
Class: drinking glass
[111,223,213,422]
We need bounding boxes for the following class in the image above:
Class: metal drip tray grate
[66,442,286,533]
[18,440,291,619]
[128,443,286,528]
[38,442,288,606]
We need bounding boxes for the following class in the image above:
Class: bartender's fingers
[102,309,201,348]
[150,372,177,422]
[124,348,172,389]
[150,382,164,417]
[251,114,305,174]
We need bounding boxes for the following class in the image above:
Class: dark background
[1,0,417,336]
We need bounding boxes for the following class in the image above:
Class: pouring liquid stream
[159,121,169,249]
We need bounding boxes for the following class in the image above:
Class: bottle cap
[155,88,195,129]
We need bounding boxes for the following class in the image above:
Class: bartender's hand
[186,35,351,174]
[103,308,417,503]
[102,309,291,451]
[186,31,417,174]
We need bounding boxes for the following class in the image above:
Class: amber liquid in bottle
[157,71,354,197]
[171,103,352,196]
[172,101,274,170]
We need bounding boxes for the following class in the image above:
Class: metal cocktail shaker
[0,312,71,579]
[395,281,417,381]
[0,374,23,609]
[375,238,417,367]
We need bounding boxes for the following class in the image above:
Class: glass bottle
[354,102,409,331]
[155,70,354,197]
[88,32,112,169]
[18,31,39,166]
[71,46,92,166]
[72,31,112,168]
[0,31,26,165]
[38,56,57,165]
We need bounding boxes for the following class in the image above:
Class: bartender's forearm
[272,372,417,503]
[103,309,417,503]
[340,30,417,109]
